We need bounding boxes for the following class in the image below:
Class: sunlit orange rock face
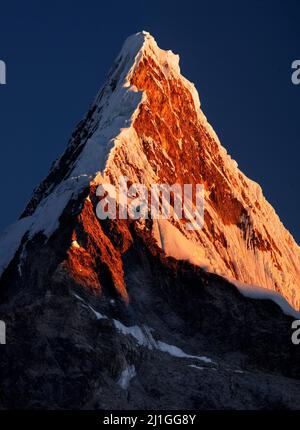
[127,54,277,273]
[130,54,245,228]
[61,187,131,302]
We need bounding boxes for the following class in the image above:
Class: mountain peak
[117,31,181,80]
[1,33,300,311]
[1,32,300,411]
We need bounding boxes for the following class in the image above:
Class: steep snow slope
[0,31,300,310]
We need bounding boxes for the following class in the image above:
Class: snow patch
[157,341,213,364]
[117,365,136,390]
[112,320,156,349]
[74,294,107,320]
[189,364,205,371]
[152,219,206,267]
[17,245,27,276]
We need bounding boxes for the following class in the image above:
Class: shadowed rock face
[0,32,300,409]
[0,200,300,410]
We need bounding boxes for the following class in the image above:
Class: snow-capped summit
[1,32,300,311]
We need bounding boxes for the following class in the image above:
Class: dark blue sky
[0,0,299,241]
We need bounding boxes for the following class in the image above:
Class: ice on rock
[117,365,136,390]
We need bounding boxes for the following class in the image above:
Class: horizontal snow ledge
[114,318,214,364]
[74,294,215,365]
[156,341,213,364]
[232,281,300,319]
